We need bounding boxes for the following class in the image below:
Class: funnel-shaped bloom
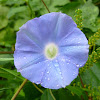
[14,12,89,89]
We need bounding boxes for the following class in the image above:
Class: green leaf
[57,88,80,100]
[8,6,28,18]
[66,86,83,97]
[0,5,9,29]
[51,0,70,6]
[40,0,70,14]
[96,39,100,46]
[80,0,99,32]
[41,89,54,100]
[81,63,100,88]
[14,19,28,31]
[0,0,25,6]
[0,67,24,80]
[23,82,42,100]
[3,27,16,46]
[59,0,99,32]
[59,2,82,20]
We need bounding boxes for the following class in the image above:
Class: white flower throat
[44,43,58,60]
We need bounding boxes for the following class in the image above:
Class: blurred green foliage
[0,0,100,100]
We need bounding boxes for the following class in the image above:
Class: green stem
[0,58,14,61]
[0,51,14,54]
[33,83,44,94]
[41,0,50,13]
[11,79,28,100]
[93,44,95,52]
[28,0,35,18]
[49,89,56,100]
[78,74,88,97]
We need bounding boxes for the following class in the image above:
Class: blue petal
[58,28,88,46]
[41,55,79,89]
[19,12,77,47]
[14,50,45,71]
[59,45,89,67]
[15,29,42,52]
[53,12,77,42]
[41,60,64,89]
[20,60,48,84]
[58,28,89,67]
[19,12,61,47]
[56,55,79,86]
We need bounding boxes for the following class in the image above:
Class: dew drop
[47,78,50,81]
[55,60,58,62]
[62,59,65,62]
[73,72,76,75]
[59,72,61,74]
[57,85,59,87]
[24,57,26,59]
[45,77,47,79]
[55,63,59,67]
[80,64,82,67]
[61,77,63,79]
[47,71,49,74]
[36,82,39,84]
[62,63,64,65]
[41,72,43,75]
[76,64,80,67]
[38,62,40,64]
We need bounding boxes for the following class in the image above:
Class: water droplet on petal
[47,78,50,81]
[61,77,63,79]
[24,57,26,59]
[73,72,76,75]
[62,59,65,62]
[36,82,39,84]
[47,71,49,74]
[41,72,43,75]
[55,60,58,62]
[76,64,80,67]
[55,63,59,67]
[67,62,69,64]
[45,77,47,79]
[80,64,82,67]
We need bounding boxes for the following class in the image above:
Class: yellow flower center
[44,43,58,60]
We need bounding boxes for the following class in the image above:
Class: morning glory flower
[14,12,89,89]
